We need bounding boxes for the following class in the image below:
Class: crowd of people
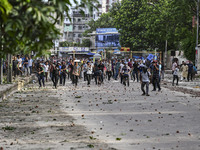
[171,60,197,86]
[32,56,164,96]
[2,55,197,96]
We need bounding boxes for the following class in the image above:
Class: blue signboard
[96,28,118,33]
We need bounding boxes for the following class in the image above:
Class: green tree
[0,0,98,58]
[81,39,91,47]
[83,12,115,36]
[110,0,198,62]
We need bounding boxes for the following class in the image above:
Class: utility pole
[165,40,168,68]
[0,58,3,84]
[196,0,200,69]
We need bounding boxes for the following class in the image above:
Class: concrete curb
[0,75,35,101]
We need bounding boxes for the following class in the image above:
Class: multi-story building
[62,0,121,44]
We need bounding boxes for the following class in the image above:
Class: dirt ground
[0,84,115,150]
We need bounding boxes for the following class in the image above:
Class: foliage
[59,39,91,47]
[83,12,115,36]
[109,0,198,62]
[181,32,196,62]
[81,39,91,47]
[0,0,98,58]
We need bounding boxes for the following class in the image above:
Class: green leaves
[0,0,98,58]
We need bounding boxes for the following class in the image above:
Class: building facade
[62,0,121,44]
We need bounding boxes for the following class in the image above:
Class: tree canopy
[0,0,98,58]
[84,0,198,62]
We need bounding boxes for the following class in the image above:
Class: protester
[37,63,45,88]
[181,62,188,81]
[106,60,112,81]
[61,61,67,86]
[28,56,33,75]
[187,61,193,82]
[152,61,161,91]
[52,63,60,89]
[140,66,150,96]
[17,55,23,76]
[44,61,49,82]
[86,61,93,86]
[121,62,130,86]
[24,57,29,76]
[172,65,179,86]
[73,61,80,87]
[132,61,139,82]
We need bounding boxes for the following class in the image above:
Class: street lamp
[196,0,199,69]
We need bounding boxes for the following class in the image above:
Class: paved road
[0,79,200,150]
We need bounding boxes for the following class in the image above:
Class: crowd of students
[8,55,197,96]
[31,56,165,96]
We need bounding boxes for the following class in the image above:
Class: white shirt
[173,68,179,76]
[17,58,22,67]
[43,64,49,72]
[120,64,124,73]
[86,65,93,74]
[28,59,33,67]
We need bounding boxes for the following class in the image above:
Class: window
[73,26,76,29]
[78,18,81,22]
[78,26,82,30]
[78,34,82,38]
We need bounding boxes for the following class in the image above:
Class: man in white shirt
[43,61,49,82]
[17,55,23,76]
[28,56,33,75]
[120,60,124,84]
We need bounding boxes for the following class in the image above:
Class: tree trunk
[7,54,12,83]
[0,58,3,84]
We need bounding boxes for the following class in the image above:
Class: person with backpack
[140,66,151,96]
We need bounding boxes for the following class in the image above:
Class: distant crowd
[1,55,197,96]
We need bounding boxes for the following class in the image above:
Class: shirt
[43,64,49,72]
[141,71,150,82]
[28,59,33,67]
[17,58,22,67]
[86,65,93,74]
[73,65,80,76]
[173,68,179,76]
[122,66,130,75]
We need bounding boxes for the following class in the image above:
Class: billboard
[95,28,120,48]
[59,47,90,52]
[96,28,118,33]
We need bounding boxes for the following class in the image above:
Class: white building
[62,0,121,44]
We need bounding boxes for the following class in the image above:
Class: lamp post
[196,0,199,68]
